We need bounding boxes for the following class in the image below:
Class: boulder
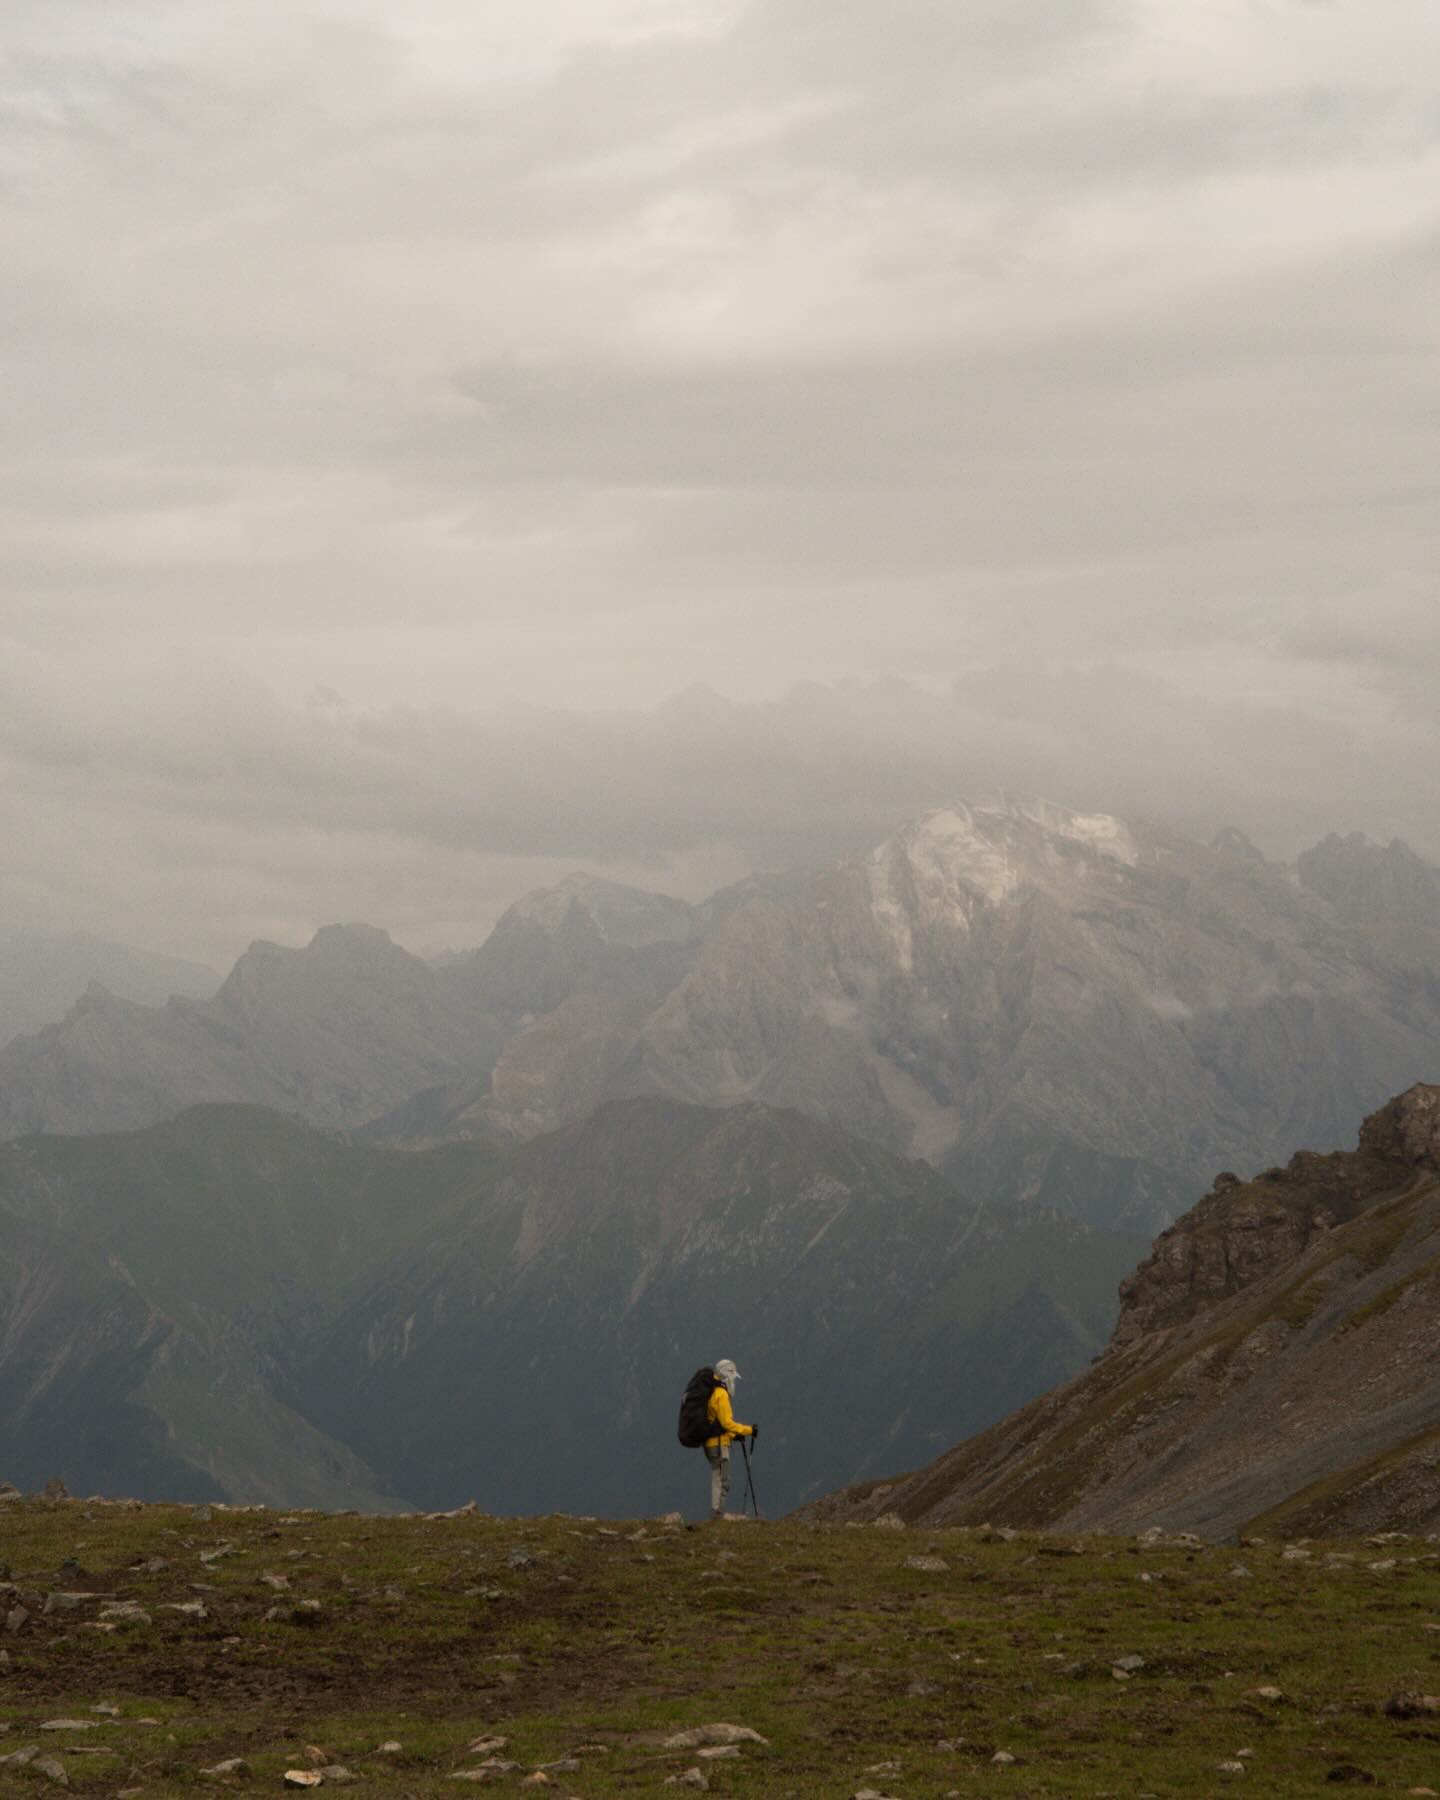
[661,1725,769,1751]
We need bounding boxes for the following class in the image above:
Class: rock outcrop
[800,1085,1440,1539]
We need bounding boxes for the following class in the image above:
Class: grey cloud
[3,661,1437,964]
[1,0,1437,960]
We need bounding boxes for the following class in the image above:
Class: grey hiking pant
[705,1443,730,1516]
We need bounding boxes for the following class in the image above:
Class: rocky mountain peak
[1211,825,1266,862]
[307,921,397,956]
[1358,1082,1440,1168]
[216,924,421,1017]
[877,797,1140,893]
[1297,830,1436,911]
[865,798,1142,960]
[507,874,694,949]
[1110,1085,1440,1349]
[74,979,120,1014]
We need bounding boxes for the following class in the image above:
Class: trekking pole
[741,1437,761,1519]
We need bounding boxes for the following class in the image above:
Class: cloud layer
[2,0,1437,958]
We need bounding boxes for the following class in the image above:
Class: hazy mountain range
[0,1096,1144,1513]
[804,1083,1440,1539]
[3,797,1437,1516]
[4,800,1438,1235]
[0,930,217,1049]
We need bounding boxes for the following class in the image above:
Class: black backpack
[676,1366,721,1448]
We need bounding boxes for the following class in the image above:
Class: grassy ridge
[0,1499,1437,1796]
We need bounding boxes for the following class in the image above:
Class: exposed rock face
[628,803,1440,1229]
[0,923,509,1139]
[353,802,1440,1236]
[4,805,1440,1242]
[1360,1082,1440,1168]
[800,1086,1440,1539]
[0,883,694,1147]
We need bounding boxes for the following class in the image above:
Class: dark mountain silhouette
[0,1098,1143,1514]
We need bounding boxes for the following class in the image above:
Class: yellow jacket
[705,1384,753,1449]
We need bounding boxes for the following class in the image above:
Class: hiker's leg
[706,1445,723,1516]
[716,1444,731,1515]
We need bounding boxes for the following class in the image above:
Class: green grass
[0,1499,1436,1796]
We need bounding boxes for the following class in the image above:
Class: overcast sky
[2,0,1437,964]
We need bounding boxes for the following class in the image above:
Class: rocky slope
[630,805,1440,1229]
[4,804,1439,1239]
[0,924,509,1138]
[390,803,1440,1232]
[799,1084,1440,1539]
[0,881,695,1146]
[0,1098,1143,1514]
[0,930,217,1047]
[401,875,699,1144]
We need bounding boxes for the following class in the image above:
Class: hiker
[703,1358,756,1519]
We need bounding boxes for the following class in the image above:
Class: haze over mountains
[3,796,1438,1516]
[4,799,1439,1235]
[0,1095,1143,1514]
[0,931,217,1050]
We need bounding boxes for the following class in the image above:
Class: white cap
[714,1358,740,1388]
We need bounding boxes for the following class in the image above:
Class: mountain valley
[0,1097,1143,1515]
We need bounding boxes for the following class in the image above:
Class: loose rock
[1381,1693,1440,1718]
[42,1593,99,1615]
[662,1724,769,1750]
[98,1602,152,1627]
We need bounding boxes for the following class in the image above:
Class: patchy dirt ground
[1,1497,1438,1796]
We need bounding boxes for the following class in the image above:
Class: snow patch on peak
[866,807,1014,968]
[866,799,1141,969]
[971,796,1140,867]
[899,807,1021,908]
